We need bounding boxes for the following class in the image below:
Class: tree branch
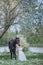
[0,12,19,38]
[0,0,22,39]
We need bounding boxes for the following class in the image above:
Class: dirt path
[0,46,43,53]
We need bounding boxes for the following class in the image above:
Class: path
[0,46,43,53]
[29,47,43,53]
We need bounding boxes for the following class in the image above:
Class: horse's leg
[13,50,16,60]
[11,52,12,59]
[14,52,16,60]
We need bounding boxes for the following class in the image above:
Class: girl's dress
[18,46,27,61]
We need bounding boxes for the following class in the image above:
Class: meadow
[0,52,43,65]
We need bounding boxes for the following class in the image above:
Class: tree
[0,0,43,39]
[0,0,22,38]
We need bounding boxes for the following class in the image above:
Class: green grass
[0,52,43,59]
[0,58,43,65]
[0,52,43,65]
[27,34,43,47]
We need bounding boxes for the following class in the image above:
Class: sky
[38,0,43,3]
[8,24,21,32]
[0,0,43,32]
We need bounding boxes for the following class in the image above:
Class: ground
[0,59,43,65]
[0,52,43,65]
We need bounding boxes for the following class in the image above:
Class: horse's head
[15,37,20,45]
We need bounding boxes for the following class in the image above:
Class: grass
[0,58,43,65]
[0,52,43,59]
[0,52,43,65]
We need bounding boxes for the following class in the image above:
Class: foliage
[0,32,16,46]
[0,0,43,47]
[26,33,43,47]
[0,0,22,38]
[0,0,43,38]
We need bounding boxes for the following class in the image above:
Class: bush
[26,34,43,47]
[0,32,16,46]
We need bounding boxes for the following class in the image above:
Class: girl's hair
[19,44,23,47]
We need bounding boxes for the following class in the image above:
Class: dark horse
[8,37,20,59]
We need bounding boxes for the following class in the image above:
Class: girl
[18,45,27,61]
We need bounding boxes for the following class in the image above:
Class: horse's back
[8,39,14,51]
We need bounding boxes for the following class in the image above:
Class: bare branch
[0,0,22,39]
[0,12,19,38]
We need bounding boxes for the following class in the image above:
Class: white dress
[18,47,27,61]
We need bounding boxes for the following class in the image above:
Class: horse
[8,37,20,59]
